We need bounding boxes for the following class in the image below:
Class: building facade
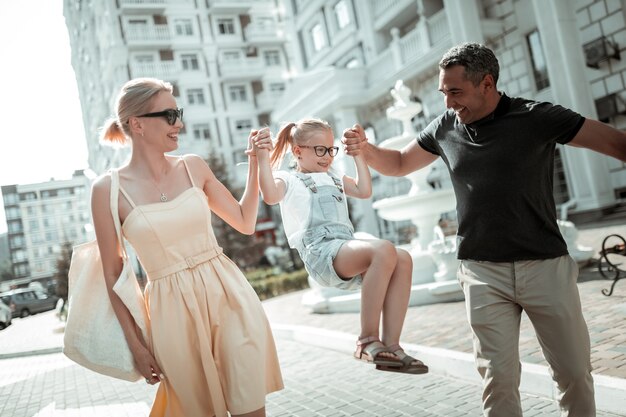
[273,0,626,238]
[63,0,626,248]
[63,0,292,187]
[1,171,93,282]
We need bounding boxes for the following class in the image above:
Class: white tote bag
[63,170,150,382]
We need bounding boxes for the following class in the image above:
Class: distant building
[63,0,626,249]
[63,0,292,189]
[1,171,93,283]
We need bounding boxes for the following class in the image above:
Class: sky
[0,0,88,234]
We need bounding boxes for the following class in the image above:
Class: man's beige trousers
[458,255,595,417]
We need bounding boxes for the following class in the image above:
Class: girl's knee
[396,248,412,268]
[374,240,397,263]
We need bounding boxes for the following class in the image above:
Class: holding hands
[342,124,367,157]
[247,127,273,157]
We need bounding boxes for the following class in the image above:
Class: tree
[0,260,14,281]
[54,242,73,301]
[206,153,266,268]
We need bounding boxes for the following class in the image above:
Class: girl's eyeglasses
[298,145,339,157]
[136,108,183,125]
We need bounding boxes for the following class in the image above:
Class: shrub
[245,268,309,300]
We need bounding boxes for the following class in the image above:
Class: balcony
[255,91,283,112]
[368,9,450,87]
[243,22,285,43]
[272,67,367,122]
[119,0,167,13]
[129,61,178,80]
[372,0,416,31]
[124,24,171,46]
[219,57,265,80]
[206,0,254,13]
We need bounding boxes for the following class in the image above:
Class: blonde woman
[92,78,283,417]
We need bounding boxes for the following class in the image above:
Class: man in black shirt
[343,43,626,417]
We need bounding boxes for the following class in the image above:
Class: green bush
[245,268,309,300]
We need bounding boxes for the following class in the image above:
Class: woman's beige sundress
[118,160,283,417]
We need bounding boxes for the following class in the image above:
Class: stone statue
[390,80,413,108]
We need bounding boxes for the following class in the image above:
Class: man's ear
[482,74,496,91]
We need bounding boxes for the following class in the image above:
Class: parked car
[0,288,59,319]
[0,299,12,329]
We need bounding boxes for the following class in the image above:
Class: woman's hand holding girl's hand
[253,127,273,152]
[245,129,260,157]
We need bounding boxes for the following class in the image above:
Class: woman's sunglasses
[136,108,183,125]
[298,145,339,157]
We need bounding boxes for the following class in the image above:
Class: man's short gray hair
[439,43,500,86]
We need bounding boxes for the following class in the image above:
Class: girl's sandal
[353,336,403,368]
[376,344,429,374]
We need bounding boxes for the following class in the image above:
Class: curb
[0,346,63,360]
[272,323,626,415]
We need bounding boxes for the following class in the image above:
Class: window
[20,192,37,201]
[218,18,235,35]
[174,18,193,36]
[8,221,22,233]
[311,23,326,52]
[229,85,247,102]
[159,50,174,61]
[269,83,285,93]
[3,193,18,205]
[263,50,281,66]
[181,54,199,70]
[15,264,28,276]
[187,88,206,105]
[235,119,252,131]
[334,1,350,29]
[10,236,24,247]
[526,30,550,91]
[5,207,19,219]
[193,124,211,140]
[134,54,154,64]
[29,219,39,231]
[223,51,240,61]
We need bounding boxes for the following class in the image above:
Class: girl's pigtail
[270,122,296,169]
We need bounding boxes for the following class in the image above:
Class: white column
[532,0,615,211]
[442,0,483,43]
[333,107,381,237]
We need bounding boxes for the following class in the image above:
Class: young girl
[255,118,428,374]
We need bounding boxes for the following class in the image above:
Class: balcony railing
[243,22,284,41]
[129,61,178,80]
[255,91,283,110]
[120,0,166,5]
[125,25,171,43]
[219,57,264,77]
[368,9,450,85]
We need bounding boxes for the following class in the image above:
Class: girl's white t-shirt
[273,169,346,249]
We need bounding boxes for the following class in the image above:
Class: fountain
[302,80,464,313]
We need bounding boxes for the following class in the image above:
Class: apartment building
[1,171,93,282]
[274,0,626,237]
[63,0,292,186]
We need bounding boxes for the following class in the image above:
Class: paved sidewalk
[1,222,625,416]
[1,341,622,417]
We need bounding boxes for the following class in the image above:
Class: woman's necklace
[148,177,168,202]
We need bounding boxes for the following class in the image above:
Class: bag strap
[109,169,128,260]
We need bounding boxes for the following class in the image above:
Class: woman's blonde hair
[270,118,332,169]
[99,78,173,145]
